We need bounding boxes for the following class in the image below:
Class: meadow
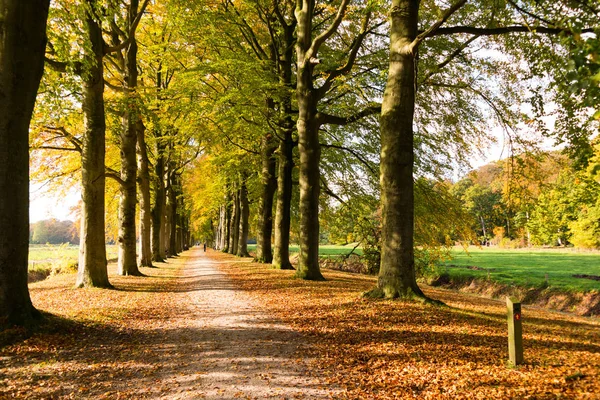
[28,244,118,279]
[441,247,600,292]
[248,244,600,293]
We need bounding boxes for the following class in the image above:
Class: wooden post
[506,297,523,365]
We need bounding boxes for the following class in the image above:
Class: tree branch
[105,167,126,186]
[419,36,478,86]
[430,25,596,37]
[317,104,381,126]
[31,146,81,152]
[103,0,151,54]
[411,0,468,51]
[320,177,346,204]
[42,126,82,152]
[44,56,83,75]
[320,143,377,176]
[306,0,351,61]
[316,12,378,99]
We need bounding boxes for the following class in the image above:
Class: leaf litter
[1,248,599,399]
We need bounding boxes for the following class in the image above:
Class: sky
[30,184,79,223]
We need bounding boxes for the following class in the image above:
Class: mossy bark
[0,0,49,326]
[167,169,178,257]
[294,7,324,281]
[222,193,231,252]
[272,23,296,271]
[151,132,167,262]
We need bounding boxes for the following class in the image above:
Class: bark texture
[77,3,111,289]
[167,170,178,257]
[255,134,277,262]
[223,196,231,252]
[229,189,240,255]
[151,133,167,261]
[272,19,296,271]
[369,0,424,299]
[0,0,49,326]
[272,133,295,270]
[137,120,153,267]
[117,0,141,276]
[294,1,324,280]
[237,179,251,257]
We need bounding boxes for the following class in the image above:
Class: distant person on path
[203,242,206,252]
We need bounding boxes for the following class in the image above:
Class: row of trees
[1,0,599,326]
[30,219,79,245]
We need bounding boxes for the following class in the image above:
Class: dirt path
[154,248,337,399]
[0,248,338,399]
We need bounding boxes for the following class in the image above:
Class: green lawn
[441,247,600,292]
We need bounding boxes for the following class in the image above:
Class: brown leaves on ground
[1,250,599,399]
[212,252,600,399]
[0,258,211,399]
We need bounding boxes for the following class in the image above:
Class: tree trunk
[295,28,324,280]
[77,4,111,289]
[164,197,172,256]
[137,120,153,267]
[0,0,49,326]
[272,21,296,271]
[255,134,277,262]
[117,0,141,276]
[217,205,226,250]
[223,196,231,252]
[176,194,184,253]
[480,215,487,240]
[168,172,178,257]
[367,0,424,299]
[237,179,251,257]
[152,135,167,261]
[272,130,295,270]
[229,189,240,255]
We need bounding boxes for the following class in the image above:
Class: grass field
[248,243,600,293]
[28,244,118,275]
[441,247,600,292]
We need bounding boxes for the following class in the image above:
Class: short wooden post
[506,297,523,365]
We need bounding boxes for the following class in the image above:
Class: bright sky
[30,184,79,222]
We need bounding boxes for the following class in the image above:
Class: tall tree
[294,0,381,280]
[109,0,149,275]
[76,1,112,288]
[368,0,598,298]
[0,0,50,326]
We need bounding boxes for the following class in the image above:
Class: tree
[108,0,150,276]
[0,0,50,326]
[368,0,598,299]
[76,1,112,288]
[294,0,382,280]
